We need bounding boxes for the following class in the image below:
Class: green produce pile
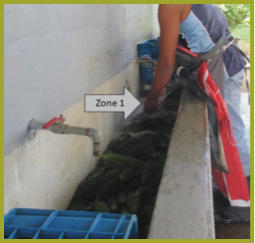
[68,84,183,239]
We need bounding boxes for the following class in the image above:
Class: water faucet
[28,115,102,156]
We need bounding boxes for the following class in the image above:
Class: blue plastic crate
[4,208,138,239]
[137,38,160,85]
[137,38,188,86]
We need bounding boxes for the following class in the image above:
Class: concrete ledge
[148,84,215,239]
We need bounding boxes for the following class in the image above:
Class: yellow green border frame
[3,2,253,242]
[251,0,254,241]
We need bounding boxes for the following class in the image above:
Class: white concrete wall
[4,65,140,214]
[4,4,159,214]
[4,4,159,156]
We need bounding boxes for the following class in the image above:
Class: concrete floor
[215,223,250,239]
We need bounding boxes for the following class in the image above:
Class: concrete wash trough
[123,83,214,239]
[148,84,214,239]
[67,82,215,239]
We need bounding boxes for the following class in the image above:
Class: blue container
[137,38,188,86]
[4,208,138,239]
[137,38,160,85]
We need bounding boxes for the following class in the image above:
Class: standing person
[144,4,250,222]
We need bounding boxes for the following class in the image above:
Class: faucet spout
[86,128,102,156]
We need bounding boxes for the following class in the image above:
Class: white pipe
[87,128,102,156]
[28,119,102,156]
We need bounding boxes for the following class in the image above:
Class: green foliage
[231,23,250,43]
[219,4,250,54]
[219,4,250,27]
[232,24,250,54]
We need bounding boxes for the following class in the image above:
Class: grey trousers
[207,52,250,176]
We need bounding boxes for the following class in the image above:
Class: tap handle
[43,115,65,129]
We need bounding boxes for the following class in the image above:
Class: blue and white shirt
[179,4,246,77]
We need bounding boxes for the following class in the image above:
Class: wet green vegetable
[141,162,161,185]
[95,201,110,213]
[119,167,134,183]
[126,192,141,214]
[107,197,119,212]
[96,178,119,201]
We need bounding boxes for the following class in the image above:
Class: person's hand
[144,97,158,113]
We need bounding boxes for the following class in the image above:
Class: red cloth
[197,62,250,207]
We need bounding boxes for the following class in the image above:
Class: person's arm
[144,4,183,112]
